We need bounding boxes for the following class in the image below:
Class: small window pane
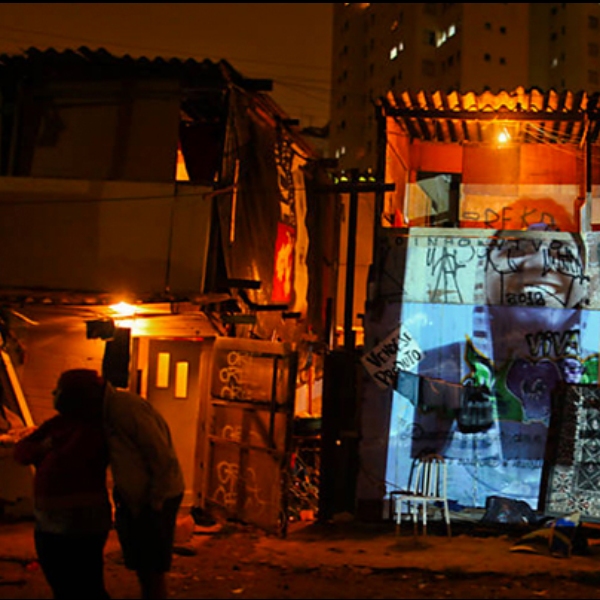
[156,353,170,388]
[175,362,189,399]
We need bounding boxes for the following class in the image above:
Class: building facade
[330,3,600,171]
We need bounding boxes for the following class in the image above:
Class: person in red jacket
[13,369,112,599]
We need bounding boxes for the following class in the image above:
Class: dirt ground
[1,514,600,600]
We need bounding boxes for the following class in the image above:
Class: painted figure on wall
[387,224,600,508]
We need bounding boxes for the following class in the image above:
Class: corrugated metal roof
[0,46,272,92]
[382,87,600,145]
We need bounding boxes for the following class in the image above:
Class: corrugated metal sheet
[0,45,272,92]
[382,87,600,145]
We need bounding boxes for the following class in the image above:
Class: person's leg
[34,529,71,598]
[70,531,110,599]
[136,570,167,600]
[113,492,182,600]
[36,530,110,599]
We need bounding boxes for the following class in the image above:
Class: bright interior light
[110,301,137,317]
[498,128,510,143]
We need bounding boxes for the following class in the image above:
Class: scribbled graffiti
[409,232,590,308]
[462,205,562,231]
[219,350,251,400]
[383,227,600,510]
[219,424,263,446]
[485,235,589,309]
[212,460,268,516]
[425,245,474,303]
[525,329,581,359]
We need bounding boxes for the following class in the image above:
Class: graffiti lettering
[212,459,268,516]
[526,329,581,358]
[218,350,251,400]
[462,205,557,230]
[373,350,423,387]
[505,291,546,306]
[362,325,423,389]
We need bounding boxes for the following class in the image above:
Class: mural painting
[383,224,600,509]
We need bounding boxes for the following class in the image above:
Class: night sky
[0,3,333,128]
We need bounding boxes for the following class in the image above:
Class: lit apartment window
[399,41,405,52]
[391,19,398,32]
[448,23,456,37]
[551,57,559,68]
[390,46,398,60]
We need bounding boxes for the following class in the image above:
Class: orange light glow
[497,127,510,144]
[109,302,137,317]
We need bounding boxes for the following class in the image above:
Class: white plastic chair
[390,453,451,537]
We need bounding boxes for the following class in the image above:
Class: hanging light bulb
[497,126,511,144]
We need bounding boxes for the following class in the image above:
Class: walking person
[13,369,112,599]
[55,368,185,600]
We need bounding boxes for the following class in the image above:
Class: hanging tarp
[217,88,311,319]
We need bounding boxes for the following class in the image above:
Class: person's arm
[12,419,56,466]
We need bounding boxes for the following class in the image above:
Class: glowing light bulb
[498,128,510,143]
[110,302,136,317]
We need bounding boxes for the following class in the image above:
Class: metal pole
[344,169,359,351]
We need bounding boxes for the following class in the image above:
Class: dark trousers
[113,492,183,573]
[34,529,110,599]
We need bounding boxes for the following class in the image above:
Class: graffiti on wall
[544,385,600,520]
[384,226,600,509]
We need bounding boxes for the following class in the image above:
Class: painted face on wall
[485,231,588,311]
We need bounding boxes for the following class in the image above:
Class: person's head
[485,225,588,311]
[53,368,105,419]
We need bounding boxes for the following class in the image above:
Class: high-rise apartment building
[330,3,600,172]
